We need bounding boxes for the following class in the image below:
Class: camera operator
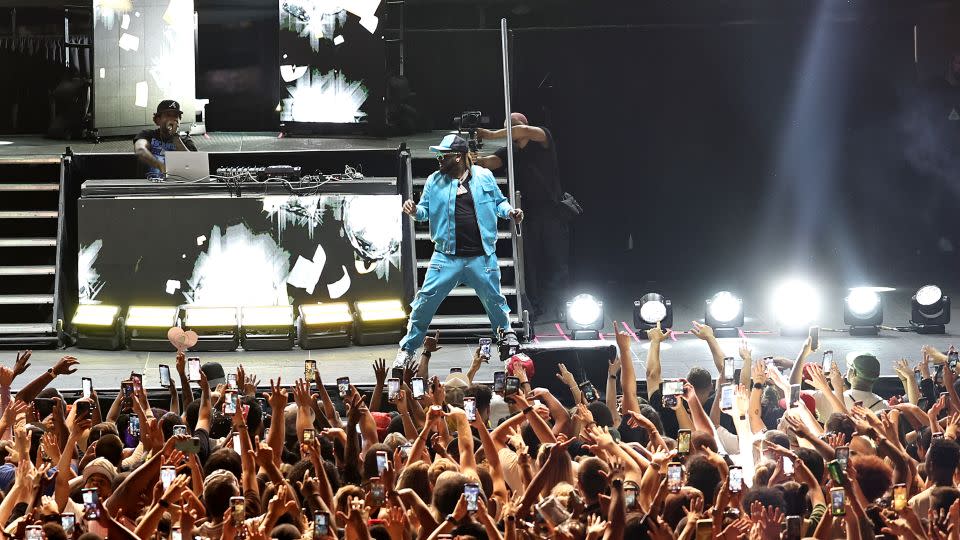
[394,134,523,368]
[475,112,569,320]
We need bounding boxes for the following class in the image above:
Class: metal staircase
[400,149,530,342]
[0,156,65,346]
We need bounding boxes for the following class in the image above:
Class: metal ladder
[0,156,65,346]
[400,150,530,341]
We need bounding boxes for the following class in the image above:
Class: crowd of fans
[1,321,960,540]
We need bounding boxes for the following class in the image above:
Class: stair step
[0,238,57,247]
[0,211,58,219]
[430,314,521,325]
[0,295,55,305]
[0,323,56,335]
[449,286,517,297]
[417,259,514,268]
[415,231,511,241]
[0,266,56,276]
[0,184,59,191]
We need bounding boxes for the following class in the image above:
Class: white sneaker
[393,348,414,369]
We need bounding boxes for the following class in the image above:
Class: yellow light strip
[356,299,406,322]
[73,305,120,327]
[300,303,353,325]
[125,306,178,328]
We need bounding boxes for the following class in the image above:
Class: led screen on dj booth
[77,194,402,308]
[278,0,385,126]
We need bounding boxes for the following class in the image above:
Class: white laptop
[165,151,209,181]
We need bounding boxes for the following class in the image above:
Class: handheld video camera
[496,327,521,361]
[454,111,487,154]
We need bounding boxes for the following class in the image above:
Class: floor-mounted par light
[181,306,239,352]
[634,293,672,336]
[73,304,123,350]
[125,306,179,351]
[771,279,820,336]
[240,306,295,351]
[705,291,743,338]
[566,293,603,340]
[910,285,950,334]
[298,303,353,349]
[844,287,883,336]
[354,299,407,346]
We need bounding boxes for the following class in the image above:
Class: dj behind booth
[72,145,409,351]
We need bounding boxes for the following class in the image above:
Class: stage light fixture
[771,280,820,335]
[705,291,744,338]
[844,288,883,336]
[72,304,123,350]
[240,306,295,351]
[182,306,239,352]
[633,293,673,336]
[125,306,179,351]
[566,294,604,340]
[354,299,407,346]
[910,285,950,334]
[297,303,354,349]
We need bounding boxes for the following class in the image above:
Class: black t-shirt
[454,176,484,257]
[493,127,562,209]
[133,128,197,178]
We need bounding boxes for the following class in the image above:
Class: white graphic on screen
[182,224,292,306]
[78,240,106,303]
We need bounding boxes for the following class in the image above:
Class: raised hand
[372,358,387,385]
[646,322,668,344]
[52,355,79,376]
[556,363,578,388]
[608,355,622,377]
[738,340,752,362]
[894,358,913,382]
[690,321,715,341]
[585,515,607,538]
[263,378,287,415]
[14,351,31,377]
[807,363,832,392]
[423,330,442,353]
[922,345,947,365]
[613,321,633,350]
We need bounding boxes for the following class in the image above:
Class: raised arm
[788,337,815,386]
[477,126,548,145]
[642,323,667,402]
[195,370,212,433]
[690,322,725,374]
[369,358,387,413]
[175,352,194,410]
[506,393,556,445]
[16,355,78,403]
[612,323,642,417]
[606,356,622,427]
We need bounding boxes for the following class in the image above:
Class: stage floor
[11,286,959,393]
[0,131,454,160]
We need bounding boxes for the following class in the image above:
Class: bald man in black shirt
[476,113,570,320]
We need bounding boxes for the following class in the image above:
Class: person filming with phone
[394,134,523,368]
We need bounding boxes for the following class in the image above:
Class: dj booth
[71,148,411,319]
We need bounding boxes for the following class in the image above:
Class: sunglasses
[435,152,459,161]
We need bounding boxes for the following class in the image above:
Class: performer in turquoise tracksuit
[394,134,524,367]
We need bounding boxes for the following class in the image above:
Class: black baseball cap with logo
[154,100,183,118]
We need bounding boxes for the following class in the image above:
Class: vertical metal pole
[500,18,525,334]
[500,18,516,207]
